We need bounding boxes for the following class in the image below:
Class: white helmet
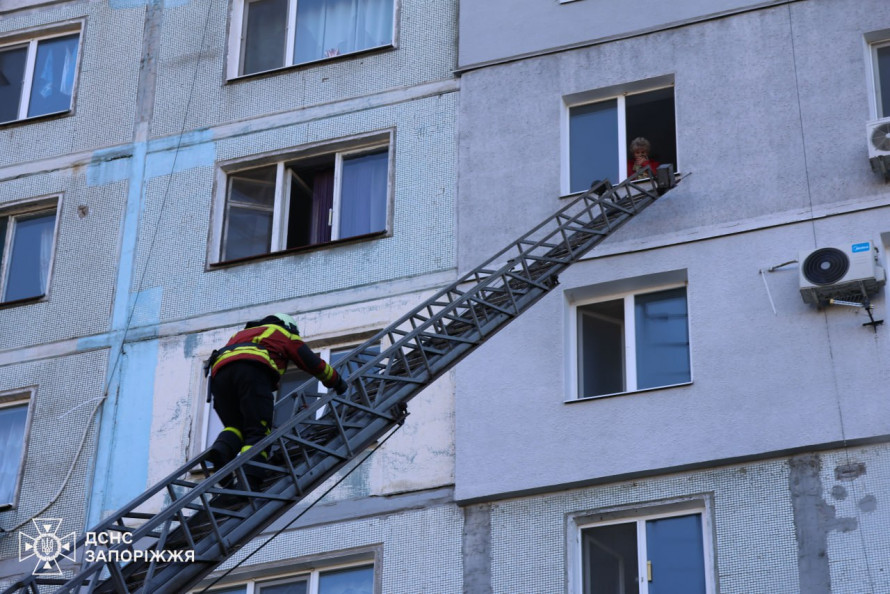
[272,313,300,335]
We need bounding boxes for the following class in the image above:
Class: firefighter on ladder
[205,313,348,488]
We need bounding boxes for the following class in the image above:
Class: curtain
[294,0,392,64]
[28,34,79,118]
[338,150,387,239]
[3,212,55,302]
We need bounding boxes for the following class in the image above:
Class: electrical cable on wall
[1,0,216,538]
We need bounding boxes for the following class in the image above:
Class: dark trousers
[210,361,276,455]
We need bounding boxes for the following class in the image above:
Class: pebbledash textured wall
[0,3,143,168]
[212,501,464,593]
[149,0,456,137]
[0,349,107,561]
[476,444,890,594]
[129,92,458,322]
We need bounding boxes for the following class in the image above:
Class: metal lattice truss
[2,170,676,594]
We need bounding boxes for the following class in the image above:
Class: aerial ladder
[2,168,678,594]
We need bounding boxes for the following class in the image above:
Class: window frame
[0,196,61,306]
[201,552,379,594]
[0,21,83,126]
[194,337,383,456]
[210,133,393,266]
[561,76,676,195]
[226,0,399,80]
[567,496,716,594]
[566,272,692,401]
[0,388,35,510]
[869,38,890,120]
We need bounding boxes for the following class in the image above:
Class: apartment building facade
[0,0,459,591]
[454,0,890,592]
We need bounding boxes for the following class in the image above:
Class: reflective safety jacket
[210,323,340,388]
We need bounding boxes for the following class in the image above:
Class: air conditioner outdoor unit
[868,119,890,178]
[868,118,890,159]
[799,241,886,306]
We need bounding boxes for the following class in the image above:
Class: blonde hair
[630,137,651,153]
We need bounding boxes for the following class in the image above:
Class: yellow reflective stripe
[320,364,334,382]
[213,345,283,374]
[240,444,268,459]
[223,426,243,441]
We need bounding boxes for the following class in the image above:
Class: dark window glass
[243,0,288,75]
[0,46,27,124]
[578,298,625,397]
[582,522,639,594]
[224,166,276,260]
[258,580,308,594]
[878,46,890,118]
[318,565,374,594]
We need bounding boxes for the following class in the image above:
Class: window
[872,41,890,119]
[575,286,690,399]
[566,86,676,193]
[0,393,31,507]
[209,563,374,594]
[578,512,709,594]
[0,201,59,304]
[0,28,81,124]
[218,142,389,263]
[230,0,395,77]
[201,342,380,451]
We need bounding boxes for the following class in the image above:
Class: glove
[334,376,349,395]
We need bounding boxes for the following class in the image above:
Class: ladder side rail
[3,172,673,594]
[273,177,660,430]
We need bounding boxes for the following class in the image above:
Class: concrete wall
[460,444,890,594]
[457,0,889,270]
[454,0,890,502]
[460,0,818,69]
[0,0,460,580]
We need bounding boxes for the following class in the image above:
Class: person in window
[627,137,660,179]
[205,313,348,487]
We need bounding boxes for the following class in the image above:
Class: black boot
[206,429,242,470]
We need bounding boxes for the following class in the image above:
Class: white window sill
[566,380,693,403]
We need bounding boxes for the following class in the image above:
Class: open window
[216,138,391,264]
[229,0,396,78]
[566,84,676,193]
[0,26,82,125]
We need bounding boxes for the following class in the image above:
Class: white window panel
[0,200,59,304]
[229,0,396,78]
[576,510,713,594]
[565,85,676,193]
[215,140,390,264]
[872,40,890,119]
[0,28,82,125]
[204,562,374,594]
[0,392,32,508]
[571,285,691,399]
